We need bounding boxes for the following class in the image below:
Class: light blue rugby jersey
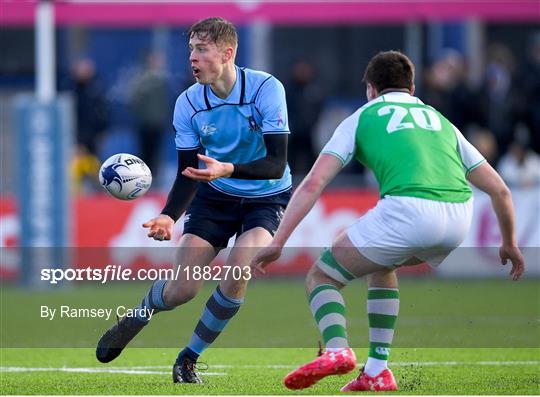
[173,65,292,197]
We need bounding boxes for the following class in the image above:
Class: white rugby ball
[99,153,152,200]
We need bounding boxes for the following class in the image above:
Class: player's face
[189,35,226,85]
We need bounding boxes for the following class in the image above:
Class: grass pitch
[1,279,539,394]
[1,347,539,394]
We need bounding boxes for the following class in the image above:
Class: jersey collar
[203,66,246,110]
[381,92,424,104]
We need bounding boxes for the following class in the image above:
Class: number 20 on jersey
[378,105,442,134]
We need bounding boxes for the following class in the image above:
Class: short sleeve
[255,77,289,134]
[173,92,200,150]
[453,125,486,175]
[321,108,362,166]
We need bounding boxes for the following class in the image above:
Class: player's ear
[410,84,415,96]
[222,46,234,63]
[366,83,377,101]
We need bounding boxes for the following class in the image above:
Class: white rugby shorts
[346,195,473,267]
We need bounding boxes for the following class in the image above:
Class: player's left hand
[250,244,283,276]
[499,244,525,280]
[182,154,234,182]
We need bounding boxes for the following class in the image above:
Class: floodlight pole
[36,0,56,102]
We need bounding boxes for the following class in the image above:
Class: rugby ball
[99,153,152,200]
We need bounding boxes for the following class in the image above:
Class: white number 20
[377,105,442,134]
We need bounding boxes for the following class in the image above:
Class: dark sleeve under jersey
[160,149,199,222]
[231,134,288,180]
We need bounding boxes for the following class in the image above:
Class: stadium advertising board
[13,95,72,285]
[1,188,538,280]
[3,1,539,26]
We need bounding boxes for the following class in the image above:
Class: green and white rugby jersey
[323,92,485,202]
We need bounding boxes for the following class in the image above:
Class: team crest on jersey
[247,116,261,132]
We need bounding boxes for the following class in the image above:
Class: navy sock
[134,279,173,323]
[176,347,200,364]
[180,286,244,360]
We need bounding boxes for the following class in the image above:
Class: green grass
[2,279,539,348]
[1,348,539,394]
[1,279,539,394]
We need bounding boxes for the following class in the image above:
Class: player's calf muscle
[219,277,249,299]
[163,281,201,307]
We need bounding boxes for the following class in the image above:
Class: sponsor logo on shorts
[276,208,284,222]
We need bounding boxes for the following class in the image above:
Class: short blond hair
[188,17,238,50]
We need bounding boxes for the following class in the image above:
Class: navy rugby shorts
[183,183,291,249]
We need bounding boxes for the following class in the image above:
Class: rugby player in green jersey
[251,50,525,392]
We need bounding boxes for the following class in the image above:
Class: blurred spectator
[129,51,170,176]
[71,145,101,195]
[478,43,523,158]
[497,123,540,188]
[287,61,324,174]
[467,126,498,165]
[515,32,540,154]
[422,49,481,131]
[69,56,110,194]
[312,102,365,176]
[70,57,110,155]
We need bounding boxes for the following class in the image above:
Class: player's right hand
[499,245,525,280]
[142,214,174,241]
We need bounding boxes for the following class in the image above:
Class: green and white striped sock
[309,284,349,350]
[365,288,399,376]
[315,249,355,285]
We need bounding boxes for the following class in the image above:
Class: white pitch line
[0,367,226,376]
[213,361,540,368]
[26,360,539,374]
[386,361,540,367]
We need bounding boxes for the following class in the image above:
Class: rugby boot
[172,356,204,384]
[96,316,146,363]
[284,348,357,390]
[340,367,398,392]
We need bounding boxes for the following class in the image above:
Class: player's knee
[309,248,356,289]
[305,265,326,293]
[305,251,345,294]
[367,268,398,289]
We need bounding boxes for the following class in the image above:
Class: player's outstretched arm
[251,154,343,273]
[467,162,525,280]
[142,148,199,241]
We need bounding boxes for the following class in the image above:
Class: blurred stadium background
[1,0,538,280]
[0,2,539,394]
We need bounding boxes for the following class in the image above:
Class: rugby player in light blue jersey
[96,18,292,383]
